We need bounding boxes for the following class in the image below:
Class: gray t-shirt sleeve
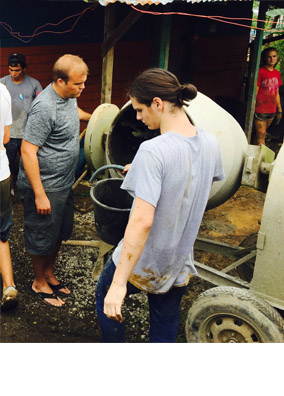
[121,148,162,208]
[34,80,43,97]
[212,139,225,181]
[24,100,54,147]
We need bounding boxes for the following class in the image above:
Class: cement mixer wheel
[185,286,284,343]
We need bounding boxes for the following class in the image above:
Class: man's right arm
[104,196,155,323]
[21,140,51,215]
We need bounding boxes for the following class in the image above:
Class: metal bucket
[89,165,133,246]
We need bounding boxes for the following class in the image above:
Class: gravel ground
[0,182,264,343]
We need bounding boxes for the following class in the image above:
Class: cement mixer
[85,92,284,343]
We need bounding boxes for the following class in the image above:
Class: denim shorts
[18,187,74,255]
[254,113,275,122]
[0,177,12,242]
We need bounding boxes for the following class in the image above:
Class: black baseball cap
[8,53,26,69]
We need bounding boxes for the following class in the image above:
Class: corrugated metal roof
[94,0,253,5]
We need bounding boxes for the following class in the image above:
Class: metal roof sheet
[94,0,253,5]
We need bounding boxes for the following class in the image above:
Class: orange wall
[0,41,152,117]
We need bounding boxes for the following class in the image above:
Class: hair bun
[177,83,197,105]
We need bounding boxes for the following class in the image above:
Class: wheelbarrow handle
[89,164,125,184]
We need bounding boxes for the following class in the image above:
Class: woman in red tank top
[253,47,282,145]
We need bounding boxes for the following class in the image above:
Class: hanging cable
[0,3,97,44]
[130,5,284,33]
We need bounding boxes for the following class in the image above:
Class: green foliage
[273,41,284,82]
[252,2,284,80]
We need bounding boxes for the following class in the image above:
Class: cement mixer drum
[185,92,248,208]
[105,92,248,209]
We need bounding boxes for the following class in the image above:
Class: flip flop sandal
[47,282,71,297]
[30,286,64,307]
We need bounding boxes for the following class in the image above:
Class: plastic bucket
[89,165,133,245]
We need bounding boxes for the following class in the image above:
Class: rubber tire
[185,286,284,343]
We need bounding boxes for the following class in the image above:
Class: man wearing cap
[0,53,43,194]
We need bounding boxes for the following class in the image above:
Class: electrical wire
[0,2,283,44]
[0,3,97,44]
[130,5,284,33]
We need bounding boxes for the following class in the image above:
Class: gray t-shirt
[17,83,80,192]
[112,129,224,294]
[0,74,42,138]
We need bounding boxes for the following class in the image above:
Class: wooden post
[102,6,150,58]
[244,1,268,143]
[158,15,172,70]
[101,4,115,104]
[158,7,172,70]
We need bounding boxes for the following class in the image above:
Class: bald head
[52,54,89,99]
[52,54,89,83]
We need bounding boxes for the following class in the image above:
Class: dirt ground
[0,169,267,343]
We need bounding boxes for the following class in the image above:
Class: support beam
[263,33,284,45]
[221,250,256,274]
[102,5,150,57]
[194,237,245,258]
[100,5,150,104]
[194,261,250,289]
[159,13,172,70]
[244,1,268,143]
[101,4,115,104]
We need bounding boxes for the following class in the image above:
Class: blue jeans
[5,138,22,176]
[95,257,188,343]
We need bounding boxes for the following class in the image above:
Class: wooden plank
[101,4,115,104]
[101,5,150,58]
[101,50,114,104]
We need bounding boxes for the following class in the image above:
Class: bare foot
[42,295,65,307]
